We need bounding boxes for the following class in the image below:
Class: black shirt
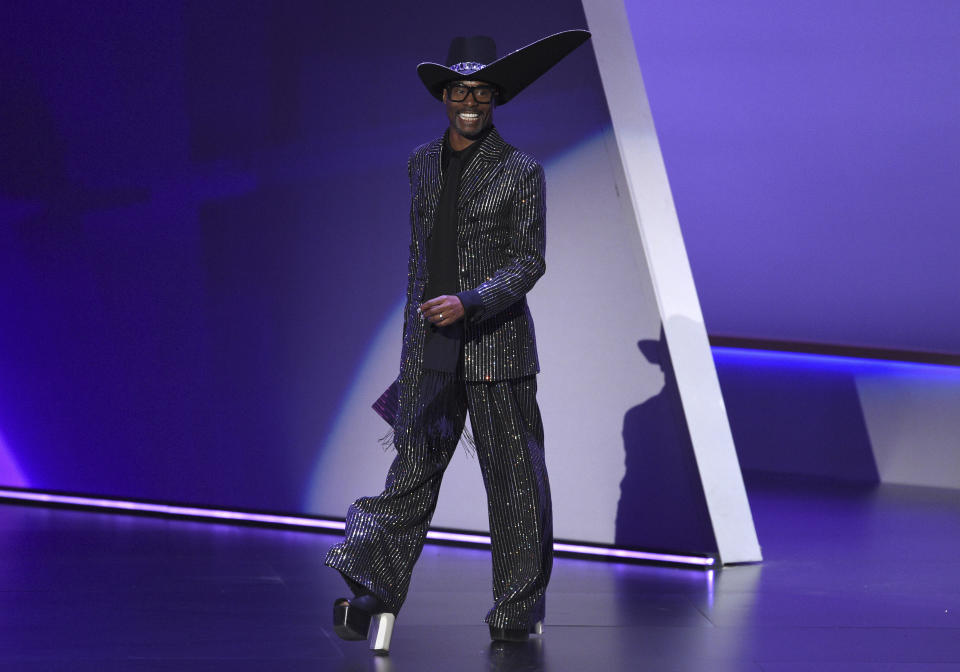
[421,127,488,372]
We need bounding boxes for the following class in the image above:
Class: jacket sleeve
[457,159,546,322]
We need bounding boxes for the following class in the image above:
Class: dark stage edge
[1,478,958,671]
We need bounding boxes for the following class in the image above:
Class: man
[325,30,590,653]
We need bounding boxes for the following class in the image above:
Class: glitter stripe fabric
[401,127,545,383]
[324,372,551,628]
[325,127,553,629]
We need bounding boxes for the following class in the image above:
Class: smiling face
[443,79,496,150]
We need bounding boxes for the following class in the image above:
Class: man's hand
[420,295,465,327]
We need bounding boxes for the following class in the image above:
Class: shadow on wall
[615,339,881,556]
[615,332,717,555]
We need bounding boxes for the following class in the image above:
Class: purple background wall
[0,0,606,509]
[627,0,960,355]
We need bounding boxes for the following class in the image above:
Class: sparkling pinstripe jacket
[399,127,546,383]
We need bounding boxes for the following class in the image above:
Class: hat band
[450,61,486,75]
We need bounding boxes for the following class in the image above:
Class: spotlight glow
[0,430,27,487]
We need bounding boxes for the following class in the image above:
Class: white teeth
[459,113,480,119]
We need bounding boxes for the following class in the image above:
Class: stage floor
[1,477,958,671]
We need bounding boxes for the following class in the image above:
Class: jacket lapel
[419,139,444,239]
[457,128,508,209]
[420,128,507,238]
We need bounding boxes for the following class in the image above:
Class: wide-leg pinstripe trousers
[324,372,552,629]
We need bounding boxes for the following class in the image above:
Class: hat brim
[417,29,591,106]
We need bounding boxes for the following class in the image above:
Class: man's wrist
[456,289,483,321]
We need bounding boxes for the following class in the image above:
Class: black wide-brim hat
[417,29,591,106]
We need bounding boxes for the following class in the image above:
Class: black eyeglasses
[445,83,497,104]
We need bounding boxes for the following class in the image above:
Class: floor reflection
[2,478,957,670]
[487,638,545,672]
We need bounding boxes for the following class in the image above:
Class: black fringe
[373,373,475,456]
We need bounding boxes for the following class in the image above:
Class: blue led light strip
[711,345,960,373]
[0,488,714,567]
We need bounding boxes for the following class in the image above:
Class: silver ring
[438,313,443,320]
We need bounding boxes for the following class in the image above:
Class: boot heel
[530,621,543,636]
[368,612,395,653]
